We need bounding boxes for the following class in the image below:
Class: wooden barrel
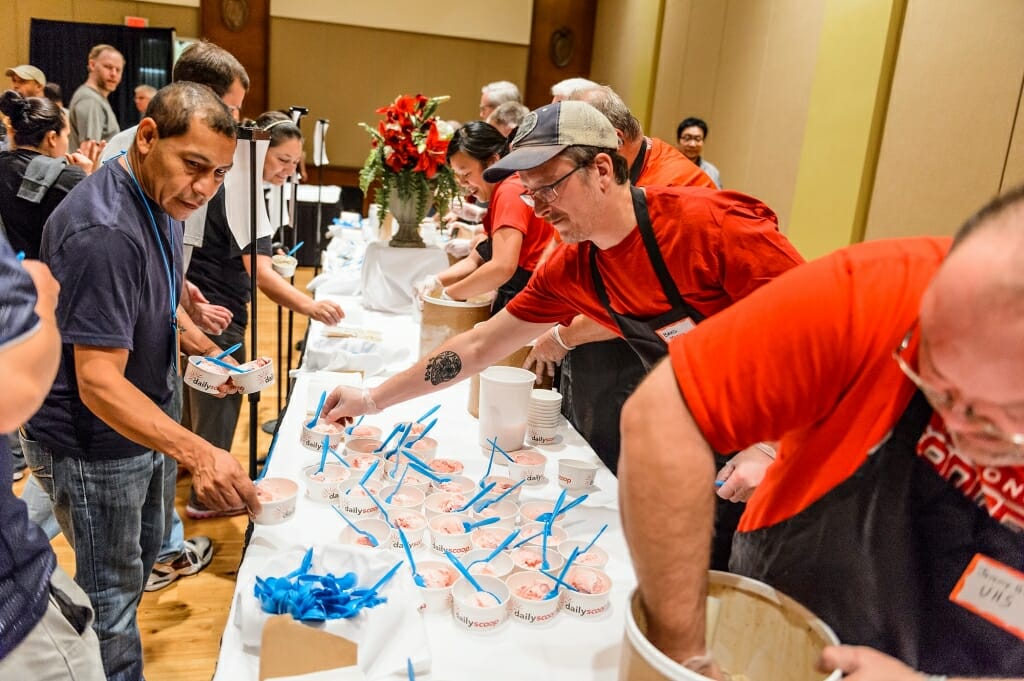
[418,289,491,359]
[620,571,841,681]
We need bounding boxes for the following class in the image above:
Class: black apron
[473,238,532,315]
[731,392,1024,676]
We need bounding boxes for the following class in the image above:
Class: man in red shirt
[323,101,802,530]
[620,190,1024,679]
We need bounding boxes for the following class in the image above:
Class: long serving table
[213,292,637,681]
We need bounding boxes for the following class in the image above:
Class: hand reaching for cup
[715,443,774,502]
[305,299,345,326]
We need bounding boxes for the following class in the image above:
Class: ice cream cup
[518,501,566,526]
[344,437,384,458]
[509,544,565,574]
[383,466,431,493]
[470,526,512,551]
[339,517,390,550]
[405,436,437,462]
[335,480,382,518]
[431,475,476,495]
[451,576,510,632]
[423,492,470,518]
[560,566,612,619]
[301,421,346,453]
[380,484,425,513]
[345,424,382,442]
[519,522,568,548]
[557,540,609,569]
[232,357,275,394]
[506,571,561,626]
[507,449,547,486]
[387,508,427,550]
[252,477,298,525]
[303,463,351,503]
[429,458,465,477]
[271,253,298,277]
[464,549,514,579]
[394,420,429,437]
[344,452,384,475]
[482,475,521,502]
[557,458,599,491]
[470,499,518,529]
[428,513,474,556]
[183,356,231,395]
[414,561,457,614]
[527,424,559,446]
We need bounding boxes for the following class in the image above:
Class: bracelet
[551,325,575,351]
[922,676,948,681]
[361,388,380,415]
[754,442,776,460]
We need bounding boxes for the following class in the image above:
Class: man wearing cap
[321,102,803,553]
[68,44,123,150]
[6,65,46,98]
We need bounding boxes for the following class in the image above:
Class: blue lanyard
[116,151,180,363]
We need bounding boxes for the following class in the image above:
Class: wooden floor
[14,269,313,681]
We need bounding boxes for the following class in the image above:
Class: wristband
[754,442,776,460]
[922,676,948,681]
[361,388,380,415]
[551,325,575,351]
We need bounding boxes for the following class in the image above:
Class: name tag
[949,553,1024,639]
[655,317,695,344]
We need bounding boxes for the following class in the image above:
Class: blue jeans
[22,433,167,681]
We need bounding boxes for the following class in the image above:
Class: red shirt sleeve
[504,243,606,330]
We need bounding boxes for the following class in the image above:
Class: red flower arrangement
[359,94,458,226]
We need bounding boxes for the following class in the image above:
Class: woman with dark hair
[0,90,92,258]
[416,120,554,314]
[181,110,345,519]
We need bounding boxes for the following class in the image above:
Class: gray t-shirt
[68,84,119,150]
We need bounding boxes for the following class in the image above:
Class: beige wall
[649,0,826,232]
[591,0,664,131]
[267,17,528,169]
[864,0,1024,240]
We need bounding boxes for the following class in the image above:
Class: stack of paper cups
[527,389,562,445]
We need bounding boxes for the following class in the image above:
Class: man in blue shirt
[24,81,260,681]
[0,234,103,679]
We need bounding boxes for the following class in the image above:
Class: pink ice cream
[437,478,471,494]
[239,356,271,370]
[255,478,293,502]
[516,578,554,601]
[513,451,545,465]
[575,551,604,567]
[430,458,464,475]
[469,563,497,577]
[471,528,505,549]
[431,517,467,535]
[511,547,545,570]
[395,421,427,436]
[349,454,379,469]
[387,492,419,506]
[349,425,380,438]
[195,358,232,375]
[307,465,348,482]
[311,421,345,435]
[484,476,516,494]
[410,438,434,452]
[464,592,501,607]
[420,566,456,589]
[392,512,425,530]
[566,568,610,594]
[428,493,467,513]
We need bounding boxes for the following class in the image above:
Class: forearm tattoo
[424,351,462,386]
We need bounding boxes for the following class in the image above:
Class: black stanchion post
[284,107,308,403]
[237,125,271,479]
[313,119,329,277]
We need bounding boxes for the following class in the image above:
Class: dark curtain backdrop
[29,18,174,129]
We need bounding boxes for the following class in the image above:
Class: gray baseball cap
[5,65,46,86]
[482,100,618,183]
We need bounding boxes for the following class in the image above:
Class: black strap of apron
[628,138,648,185]
[590,187,702,321]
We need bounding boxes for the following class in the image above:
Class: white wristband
[754,442,776,460]
[361,388,380,415]
[551,325,575,351]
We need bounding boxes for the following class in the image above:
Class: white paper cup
[429,458,465,476]
[527,424,559,445]
[424,492,470,518]
[252,478,298,525]
[404,436,437,462]
[387,508,428,550]
[344,437,384,458]
[560,566,612,618]
[345,424,382,442]
[301,422,346,453]
[271,253,298,277]
[414,561,457,614]
[482,475,521,502]
[506,571,561,626]
[336,480,382,518]
[452,576,510,631]
[519,522,568,548]
[232,357,275,394]
[379,484,425,512]
[339,517,390,550]
[345,453,384,475]
[509,544,565,573]
[471,499,518,528]
[464,549,514,579]
[183,356,231,394]
[478,366,536,451]
[431,475,476,495]
[507,449,547,486]
[303,463,351,503]
[428,513,474,556]
[557,540,609,569]
[557,459,599,491]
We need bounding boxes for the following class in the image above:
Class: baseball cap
[482,100,619,183]
[5,65,46,86]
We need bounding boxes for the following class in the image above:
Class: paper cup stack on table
[527,388,562,445]
[478,366,536,453]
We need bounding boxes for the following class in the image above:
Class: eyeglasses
[893,323,1024,446]
[519,165,583,208]
[679,135,704,143]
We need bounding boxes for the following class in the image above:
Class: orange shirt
[484,174,553,272]
[637,136,715,189]
[505,185,804,332]
[669,237,953,532]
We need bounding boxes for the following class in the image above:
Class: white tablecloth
[213,292,636,681]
